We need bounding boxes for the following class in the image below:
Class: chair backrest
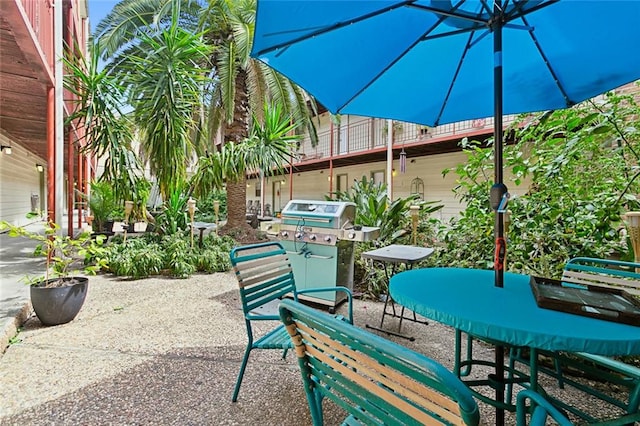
[562,257,640,297]
[279,299,480,426]
[230,242,296,319]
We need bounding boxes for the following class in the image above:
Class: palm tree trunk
[225,179,248,229]
[223,69,252,232]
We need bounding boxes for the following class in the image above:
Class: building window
[410,177,425,200]
[255,183,261,197]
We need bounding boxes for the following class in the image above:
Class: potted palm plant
[0,221,108,326]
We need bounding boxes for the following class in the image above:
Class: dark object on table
[530,276,640,326]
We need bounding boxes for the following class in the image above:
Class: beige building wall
[247,150,530,222]
[0,133,47,225]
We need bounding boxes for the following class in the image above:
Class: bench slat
[281,299,480,425]
[562,270,640,295]
[302,329,465,425]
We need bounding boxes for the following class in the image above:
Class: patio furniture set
[229,241,640,425]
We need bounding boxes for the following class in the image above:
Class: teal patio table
[389,267,640,420]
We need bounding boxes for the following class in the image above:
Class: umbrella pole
[492,6,506,426]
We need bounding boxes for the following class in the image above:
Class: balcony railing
[294,115,519,164]
[19,0,55,71]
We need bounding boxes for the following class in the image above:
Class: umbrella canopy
[252,1,640,127]
[251,0,640,281]
[251,3,640,422]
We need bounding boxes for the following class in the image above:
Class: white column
[54,0,64,225]
[386,119,393,201]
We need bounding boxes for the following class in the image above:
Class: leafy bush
[330,176,443,298]
[162,233,196,278]
[328,176,442,243]
[194,189,227,222]
[154,188,189,235]
[434,88,640,278]
[107,235,165,279]
[104,232,234,279]
[86,181,117,232]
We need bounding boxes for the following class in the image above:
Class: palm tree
[93,0,202,60]
[114,4,212,200]
[189,102,302,201]
[64,40,148,215]
[94,0,318,231]
[198,0,317,229]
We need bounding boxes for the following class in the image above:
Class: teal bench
[279,299,569,425]
[556,258,640,423]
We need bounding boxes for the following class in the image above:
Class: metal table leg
[365,260,426,341]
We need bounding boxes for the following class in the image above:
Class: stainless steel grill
[278,200,379,310]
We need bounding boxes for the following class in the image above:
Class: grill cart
[278,200,379,310]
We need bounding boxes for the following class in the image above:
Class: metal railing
[294,115,519,164]
[19,0,55,70]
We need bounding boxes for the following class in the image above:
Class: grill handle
[307,254,333,259]
[286,250,333,259]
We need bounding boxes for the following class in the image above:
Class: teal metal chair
[229,241,353,402]
[279,298,481,425]
[509,257,640,423]
[516,390,572,426]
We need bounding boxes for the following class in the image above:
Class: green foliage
[188,102,301,199]
[329,176,443,243]
[155,187,190,235]
[434,87,640,278]
[64,40,146,206]
[119,5,213,200]
[329,176,443,298]
[244,102,302,179]
[194,189,227,222]
[104,232,234,279]
[0,221,108,285]
[107,235,165,279]
[195,233,234,272]
[162,234,196,278]
[94,0,318,232]
[85,181,117,232]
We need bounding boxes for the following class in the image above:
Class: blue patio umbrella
[251,2,640,422]
[251,0,640,281]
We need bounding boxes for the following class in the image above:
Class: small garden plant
[0,221,108,286]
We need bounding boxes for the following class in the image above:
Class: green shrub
[107,236,164,279]
[329,176,442,299]
[103,232,235,279]
[434,88,640,277]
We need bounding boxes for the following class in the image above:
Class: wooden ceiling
[0,4,53,161]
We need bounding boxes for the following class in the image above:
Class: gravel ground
[0,272,633,425]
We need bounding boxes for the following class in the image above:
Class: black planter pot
[30,277,88,326]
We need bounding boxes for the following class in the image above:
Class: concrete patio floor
[0,271,630,425]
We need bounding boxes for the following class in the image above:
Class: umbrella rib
[505,0,559,22]
[418,0,489,41]
[409,2,487,25]
[335,3,458,114]
[519,14,573,107]
[434,30,476,126]
[253,0,416,57]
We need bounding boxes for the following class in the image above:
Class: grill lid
[281,200,355,229]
